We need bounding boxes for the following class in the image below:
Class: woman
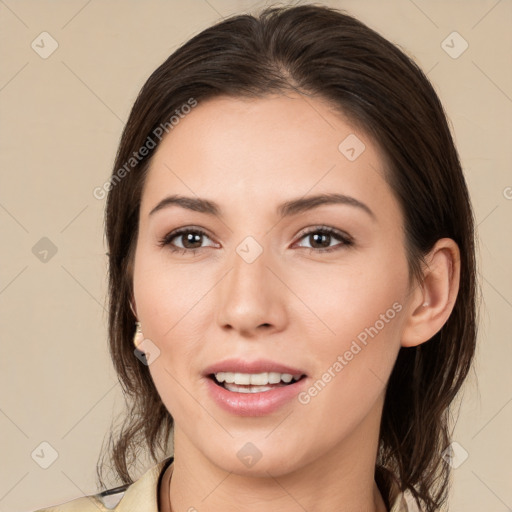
[34,3,477,511]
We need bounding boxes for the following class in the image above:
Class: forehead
[140,94,400,227]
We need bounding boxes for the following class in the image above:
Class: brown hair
[98,4,479,511]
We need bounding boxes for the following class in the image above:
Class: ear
[401,238,461,348]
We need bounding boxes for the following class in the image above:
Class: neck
[168,397,388,512]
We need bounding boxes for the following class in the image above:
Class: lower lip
[205,376,307,416]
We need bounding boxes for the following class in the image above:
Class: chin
[202,440,308,478]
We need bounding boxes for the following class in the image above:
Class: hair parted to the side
[98,4,478,511]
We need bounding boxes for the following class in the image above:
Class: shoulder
[31,457,173,512]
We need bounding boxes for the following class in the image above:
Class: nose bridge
[215,235,286,332]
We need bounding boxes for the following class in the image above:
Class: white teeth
[224,383,274,393]
[267,372,282,384]
[235,372,251,385]
[214,372,302,386]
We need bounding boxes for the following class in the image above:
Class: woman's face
[132,93,415,476]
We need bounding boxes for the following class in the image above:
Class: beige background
[1,1,511,511]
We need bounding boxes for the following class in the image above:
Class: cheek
[291,250,408,346]
[132,249,214,406]
[294,287,404,447]
[133,246,211,340]
[146,348,204,425]
[133,253,208,420]
[290,255,407,404]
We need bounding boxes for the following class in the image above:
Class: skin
[131,93,460,512]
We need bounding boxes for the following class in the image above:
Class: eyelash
[158,226,354,255]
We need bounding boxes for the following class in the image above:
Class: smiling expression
[131,92,415,476]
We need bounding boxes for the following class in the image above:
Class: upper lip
[203,358,307,377]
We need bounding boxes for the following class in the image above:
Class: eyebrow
[149,193,376,221]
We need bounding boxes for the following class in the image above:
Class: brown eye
[175,231,204,249]
[295,227,353,253]
[159,228,216,254]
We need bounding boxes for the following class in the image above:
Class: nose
[215,241,288,337]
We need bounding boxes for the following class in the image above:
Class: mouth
[203,359,309,416]
[208,372,307,393]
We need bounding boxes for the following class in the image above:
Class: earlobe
[401,238,460,348]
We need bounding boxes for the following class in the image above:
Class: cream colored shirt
[33,457,419,511]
